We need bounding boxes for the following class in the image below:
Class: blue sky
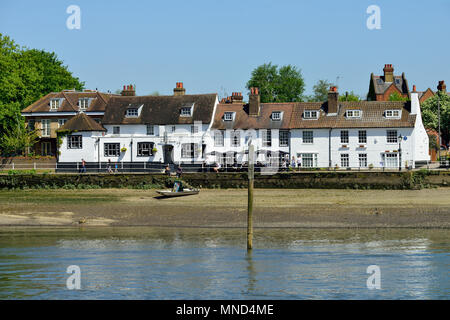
[1,0,449,99]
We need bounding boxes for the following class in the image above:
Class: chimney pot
[413,85,417,92]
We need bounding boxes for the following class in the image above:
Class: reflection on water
[0,227,448,299]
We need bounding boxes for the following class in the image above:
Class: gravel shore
[0,188,449,228]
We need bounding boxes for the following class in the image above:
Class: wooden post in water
[247,144,254,250]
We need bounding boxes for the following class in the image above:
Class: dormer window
[271,111,282,121]
[79,98,89,110]
[224,112,234,121]
[126,108,139,117]
[180,103,194,117]
[180,107,192,116]
[346,110,362,118]
[303,110,319,119]
[385,110,401,119]
[50,99,60,110]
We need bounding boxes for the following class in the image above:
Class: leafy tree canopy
[246,63,305,103]
[388,92,409,102]
[421,91,450,144]
[0,33,84,154]
[307,79,334,102]
[339,91,361,102]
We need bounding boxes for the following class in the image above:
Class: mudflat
[0,188,449,228]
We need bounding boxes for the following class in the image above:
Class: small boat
[156,180,199,197]
[156,188,199,197]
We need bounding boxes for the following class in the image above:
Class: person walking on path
[80,159,86,174]
[107,159,113,174]
[176,165,183,178]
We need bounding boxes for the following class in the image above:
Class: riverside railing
[1,161,449,173]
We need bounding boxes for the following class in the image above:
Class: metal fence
[1,160,449,173]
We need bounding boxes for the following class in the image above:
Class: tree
[246,63,305,102]
[388,92,408,101]
[310,79,334,102]
[339,91,361,102]
[421,91,450,144]
[1,123,39,156]
[0,33,84,154]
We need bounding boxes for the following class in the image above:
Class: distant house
[367,64,410,101]
[416,80,449,103]
[21,89,118,157]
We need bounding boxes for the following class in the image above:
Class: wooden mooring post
[247,144,254,250]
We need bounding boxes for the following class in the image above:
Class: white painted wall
[410,92,430,162]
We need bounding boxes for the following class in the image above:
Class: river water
[0,227,448,299]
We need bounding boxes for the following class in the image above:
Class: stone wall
[0,170,449,190]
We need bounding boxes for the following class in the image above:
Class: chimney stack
[174,82,186,96]
[231,92,244,104]
[249,87,260,116]
[412,85,417,92]
[327,86,339,114]
[437,80,446,92]
[121,84,136,96]
[383,64,394,83]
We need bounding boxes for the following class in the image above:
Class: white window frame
[41,119,51,137]
[279,130,289,147]
[358,153,367,168]
[384,153,398,168]
[340,154,349,168]
[50,99,59,110]
[358,130,367,144]
[224,112,234,121]
[271,111,282,121]
[126,108,139,117]
[180,107,192,117]
[104,143,120,157]
[340,130,349,144]
[386,130,398,144]
[181,143,199,158]
[146,125,154,136]
[137,142,155,157]
[303,110,319,120]
[67,135,82,149]
[191,125,199,134]
[214,130,224,147]
[262,129,272,147]
[298,153,318,168]
[302,131,313,144]
[346,110,362,118]
[79,98,89,110]
[385,110,401,119]
[58,119,66,128]
[113,126,120,135]
[230,130,240,147]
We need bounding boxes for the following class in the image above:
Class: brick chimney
[121,84,136,96]
[174,82,186,96]
[437,80,446,92]
[412,85,417,92]
[231,92,244,104]
[327,86,339,114]
[383,64,394,83]
[249,87,260,116]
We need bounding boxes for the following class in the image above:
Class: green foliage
[388,92,409,101]
[7,169,36,175]
[339,91,361,102]
[1,124,39,155]
[306,79,334,102]
[246,62,305,102]
[428,133,439,151]
[0,33,84,153]
[421,91,450,143]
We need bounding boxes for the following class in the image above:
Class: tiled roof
[371,73,409,96]
[101,94,217,125]
[22,91,116,113]
[57,112,106,132]
[212,103,293,130]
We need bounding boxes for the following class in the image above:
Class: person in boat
[176,165,183,178]
[165,164,171,176]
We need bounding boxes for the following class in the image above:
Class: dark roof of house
[291,101,416,129]
[370,73,410,96]
[212,100,416,130]
[212,103,293,130]
[57,112,106,132]
[22,90,116,113]
[101,94,217,125]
